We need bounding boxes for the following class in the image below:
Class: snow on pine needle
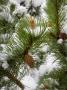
[18,52,61,90]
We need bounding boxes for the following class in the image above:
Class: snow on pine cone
[29,16,36,30]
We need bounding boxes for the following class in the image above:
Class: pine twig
[0,67,24,90]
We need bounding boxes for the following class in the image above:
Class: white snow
[9,0,46,18]
[45,53,60,69]
[40,10,48,20]
[39,64,48,76]
[0,53,8,62]
[13,5,27,15]
[3,76,9,81]
[39,43,49,52]
[9,0,25,5]
[61,5,67,35]
[0,0,47,23]
[25,0,31,8]
[30,26,44,36]
[1,87,6,90]
[0,6,13,23]
[24,87,33,90]
[31,54,40,61]
[9,0,19,5]
[41,0,47,8]
[0,0,60,90]
[39,53,60,76]
[32,0,44,7]
[62,24,67,34]
[0,44,7,50]
[0,34,10,43]
[2,61,9,69]
[0,44,9,70]
[29,68,40,82]
[21,75,37,90]
[57,39,63,44]
[19,53,61,90]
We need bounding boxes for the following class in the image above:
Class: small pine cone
[45,85,49,89]
[24,54,34,68]
[59,32,67,40]
[42,85,49,90]
[29,16,36,30]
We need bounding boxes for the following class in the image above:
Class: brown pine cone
[59,32,67,40]
[29,16,36,30]
[24,54,34,68]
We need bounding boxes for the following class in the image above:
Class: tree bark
[0,67,24,90]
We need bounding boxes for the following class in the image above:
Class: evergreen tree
[0,0,67,90]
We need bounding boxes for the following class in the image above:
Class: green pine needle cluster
[0,0,67,90]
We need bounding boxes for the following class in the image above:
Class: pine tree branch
[0,67,24,90]
[55,0,60,37]
[46,0,63,38]
[23,35,33,55]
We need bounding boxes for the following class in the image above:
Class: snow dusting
[39,53,60,76]
[21,75,37,90]
[32,0,44,7]
[19,53,61,90]
[0,53,8,62]
[39,43,49,53]
[57,38,63,44]
[0,0,63,90]
[2,61,9,69]
[13,5,27,16]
